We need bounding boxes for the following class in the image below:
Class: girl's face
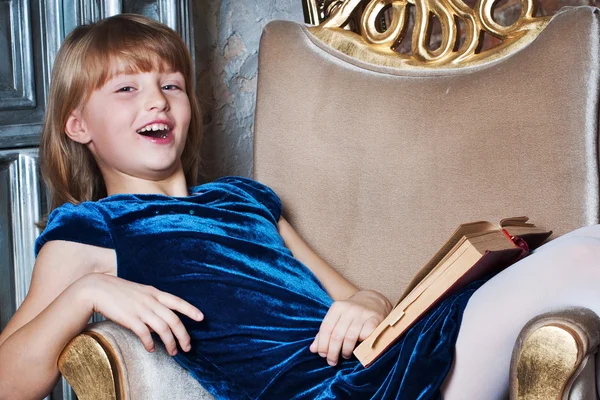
[71,65,191,183]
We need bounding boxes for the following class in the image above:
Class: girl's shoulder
[36,200,113,256]
[44,200,107,227]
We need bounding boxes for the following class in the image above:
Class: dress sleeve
[34,202,114,257]
[213,176,283,221]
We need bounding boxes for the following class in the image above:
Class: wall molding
[0,0,36,110]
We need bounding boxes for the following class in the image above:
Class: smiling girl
[0,14,394,399]
[1,12,600,400]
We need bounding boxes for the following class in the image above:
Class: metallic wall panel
[125,0,194,56]
[158,0,194,54]
[0,0,35,110]
[0,148,43,330]
[65,0,122,33]
[75,0,122,23]
[0,2,15,90]
[11,153,43,307]
[0,148,63,400]
[0,0,49,149]
[0,158,16,331]
[40,0,64,102]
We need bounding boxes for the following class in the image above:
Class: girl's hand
[309,290,392,366]
[78,273,203,356]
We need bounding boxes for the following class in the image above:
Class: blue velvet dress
[35,176,482,400]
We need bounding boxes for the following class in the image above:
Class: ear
[65,111,92,144]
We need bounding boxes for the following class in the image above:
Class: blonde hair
[39,14,202,225]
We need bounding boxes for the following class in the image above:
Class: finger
[128,319,155,352]
[327,314,354,366]
[140,311,178,356]
[341,321,362,359]
[317,311,341,358]
[309,333,319,353]
[153,290,204,321]
[153,304,192,352]
[358,316,380,341]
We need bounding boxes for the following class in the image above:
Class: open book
[353,216,552,367]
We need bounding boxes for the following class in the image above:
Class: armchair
[57,2,600,399]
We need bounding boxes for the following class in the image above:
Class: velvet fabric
[36,176,482,399]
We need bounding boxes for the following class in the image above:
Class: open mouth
[136,123,171,139]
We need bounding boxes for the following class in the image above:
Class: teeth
[137,123,169,133]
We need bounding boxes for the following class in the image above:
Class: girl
[1,13,600,400]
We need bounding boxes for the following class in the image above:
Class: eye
[162,84,182,91]
[116,86,135,93]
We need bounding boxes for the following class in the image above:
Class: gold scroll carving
[307,0,550,69]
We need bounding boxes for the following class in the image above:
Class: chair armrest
[510,307,600,400]
[59,309,600,399]
[58,329,124,400]
[58,321,213,400]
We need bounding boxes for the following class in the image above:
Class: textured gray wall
[193,1,304,182]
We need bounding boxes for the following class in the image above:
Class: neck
[102,167,190,197]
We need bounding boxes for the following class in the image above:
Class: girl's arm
[277,216,359,301]
[0,241,102,398]
[277,217,392,366]
[0,240,202,400]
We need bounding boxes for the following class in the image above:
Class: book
[353,216,552,367]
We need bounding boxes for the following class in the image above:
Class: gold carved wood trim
[514,325,583,400]
[58,332,126,400]
[306,0,550,69]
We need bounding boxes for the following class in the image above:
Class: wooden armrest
[58,329,124,400]
[510,307,600,400]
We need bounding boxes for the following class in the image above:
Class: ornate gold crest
[304,0,550,69]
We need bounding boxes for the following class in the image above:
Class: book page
[503,225,548,236]
[499,216,532,227]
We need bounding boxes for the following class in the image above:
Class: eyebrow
[109,69,182,78]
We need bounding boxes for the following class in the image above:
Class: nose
[144,86,169,112]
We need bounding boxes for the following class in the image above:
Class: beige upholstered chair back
[253,7,600,303]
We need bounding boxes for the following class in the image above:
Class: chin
[144,163,183,179]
